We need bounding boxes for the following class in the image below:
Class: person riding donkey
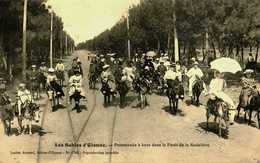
[101,65,116,93]
[164,63,184,99]
[28,65,40,99]
[68,69,86,104]
[186,61,207,101]
[101,65,117,105]
[46,68,65,100]
[16,83,34,134]
[207,71,236,125]
[55,59,65,85]
[122,61,135,90]
[0,79,14,136]
[237,69,258,117]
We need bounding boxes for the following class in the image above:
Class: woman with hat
[238,69,257,109]
[101,65,116,93]
[47,68,64,100]
[207,70,236,124]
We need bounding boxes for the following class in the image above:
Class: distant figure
[245,53,256,71]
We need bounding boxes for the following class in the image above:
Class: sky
[47,0,140,45]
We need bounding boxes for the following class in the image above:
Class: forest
[77,0,260,64]
[0,0,74,79]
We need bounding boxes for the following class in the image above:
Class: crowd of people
[0,52,259,136]
[89,52,260,126]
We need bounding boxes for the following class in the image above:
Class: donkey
[192,76,205,106]
[206,98,230,138]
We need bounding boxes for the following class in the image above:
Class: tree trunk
[167,31,171,59]
[236,45,239,57]
[157,39,160,54]
[256,42,259,63]
[179,44,181,61]
[211,41,216,59]
[241,45,244,63]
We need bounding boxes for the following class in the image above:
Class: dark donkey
[132,77,150,109]
[237,91,260,128]
[166,79,182,114]
[101,81,116,107]
[192,76,205,106]
[0,92,14,136]
[116,77,130,108]
[206,97,230,138]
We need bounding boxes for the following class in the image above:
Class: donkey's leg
[17,117,22,134]
[206,111,210,133]
[248,109,253,125]
[176,98,179,112]
[236,105,241,119]
[257,111,260,129]
[29,120,32,135]
[218,118,222,137]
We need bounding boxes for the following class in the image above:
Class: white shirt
[17,89,32,104]
[164,70,177,80]
[123,67,135,81]
[69,75,82,90]
[55,63,65,71]
[47,74,57,84]
[187,67,204,80]
[209,78,226,94]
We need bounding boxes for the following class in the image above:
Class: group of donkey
[0,92,40,136]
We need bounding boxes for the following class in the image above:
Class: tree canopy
[0,0,75,76]
[77,0,260,63]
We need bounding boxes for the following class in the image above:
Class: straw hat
[48,68,55,73]
[244,69,254,74]
[103,65,110,69]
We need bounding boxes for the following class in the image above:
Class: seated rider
[30,65,38,81]
[186,61,207,99]
[122,61,135,89]
[164,63,184,99]
[17,83,33,117]
[239,69,258,108]
[55,60,65,73]
[46,68,64,99]
[68,69,86,104]
[39,62,48,77]
[101,65,116,94]
[207,71,236,125]
[157,60,167,77]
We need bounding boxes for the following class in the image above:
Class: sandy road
[1,50,260,163]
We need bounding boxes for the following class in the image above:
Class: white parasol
[210,57,242,74]
[146,51,157,57]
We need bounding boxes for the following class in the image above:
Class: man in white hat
[186,61,206,98]
[29,65,38,81]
